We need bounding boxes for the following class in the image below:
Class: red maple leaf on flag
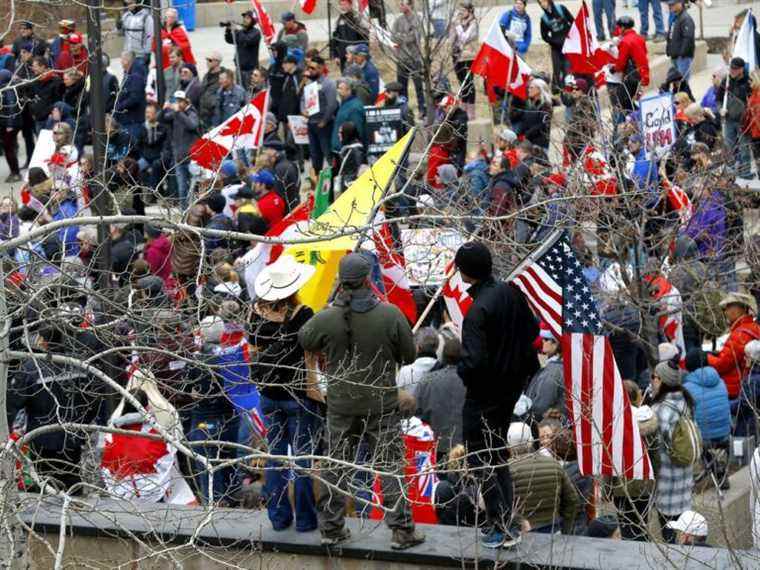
[219,113,257,137]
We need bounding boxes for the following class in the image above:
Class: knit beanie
[654,361,682,387]
[454,241,492,281]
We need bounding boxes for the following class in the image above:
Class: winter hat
[507,422,532,447]
[658,342,679,363]
[745,340,760,363]
[498,128,517,143]
[685,348,708,372]
[436,164,458,186]
[454,241,492,281]
[586,516,620,538]
[219,160,238,179]
[654,361,682,387]
[339,252,371,284]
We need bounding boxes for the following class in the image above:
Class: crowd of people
[2,0,760,556]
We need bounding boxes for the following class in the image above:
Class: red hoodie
[144,234,174,285]
[613,28,650,88]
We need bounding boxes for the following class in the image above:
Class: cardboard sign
[287,115,310,145]
[303,81,320,117]
[639,92,675,159]
[365,106,403,157]
[401,228,464,286]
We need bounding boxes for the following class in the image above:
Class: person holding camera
[223,11,262,92]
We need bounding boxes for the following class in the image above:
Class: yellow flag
[286,130,414,311]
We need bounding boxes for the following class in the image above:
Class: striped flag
[562,1,616,75]
[371,220,418,324]
[510,233,652,480]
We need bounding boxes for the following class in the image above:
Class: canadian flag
[471,19,532,102]
[645,274,686,357]
[562,1,615,75]
[250,0,276,45]
[240,196,313,300]
[300,0,317,14]
[441,262,473,338]
[191,90,269,170]
[581,145,618,196]
[371,219,418,325]
[664,181,694,226]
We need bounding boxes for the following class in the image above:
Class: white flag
[734,9,758,70]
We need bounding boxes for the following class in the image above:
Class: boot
[390,528,426,550]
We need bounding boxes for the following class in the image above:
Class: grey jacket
[299,289,416,416]
[121,7,154,56]
[199,67,226,128]
[301,76,338,126]
[414,364,465,454]
[391,12,422,65]
[158,105,200,162]
[525,357,565,420]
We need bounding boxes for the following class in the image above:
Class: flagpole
[499,46,516,125]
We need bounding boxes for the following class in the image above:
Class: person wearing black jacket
[7,322,102,493]
[0,69,23,182]
[101,54,120,113]
[277,54,303,126]
[267,42,288,121]
[331,0,370,72]
[539,0,574,91]
[263,140,300,211]
[666,0,695,82]
[137,102,171,195]
[717,57,752,178]
[454,241,540,549]
[11,21,47,59]
[29,56,64,133]
[62,69,90,153]
[13,45,37,166]
[225,11,262,91]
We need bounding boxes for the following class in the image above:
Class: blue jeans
[673,56,694,81]
[639,0,665,36]
[261,396,319,532]
[724,119,752,178]
[175,162,191,209]
[187,410,239,503]
[592,0,615,39]
[307,121,333,173]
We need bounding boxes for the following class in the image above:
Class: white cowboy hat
[254,254,316,302]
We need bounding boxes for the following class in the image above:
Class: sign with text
[640,93,675,159]
[287,115,309,145]
[401,228,464,287]
[303,81,320,117]
[365,106,403,158]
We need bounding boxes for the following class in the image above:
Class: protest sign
[640,92,675,159]
[401,228,464,286]
[27,129,56,176]
[287,115,310,145]
[303,82,320,117]
[365,106,403,158]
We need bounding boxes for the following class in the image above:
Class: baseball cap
[219,160,238,179]
[730,57,746,70]
[173,90,188,101]
[207,50,223,62]
[540,329,558,342]
[665,511,708,537]
[284,53,299,64]
[353,43,369,56]
[507,422,532,447]
[281,11,296,22]
[242,10,255,18]
[250,170,275,186]
[498,128,518,143]
[68,33,83,45]
[233,186,255,200]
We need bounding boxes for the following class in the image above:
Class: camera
[219,21,231,27]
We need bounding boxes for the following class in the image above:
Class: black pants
[454,59,475,104]
[614,494,652,541]
[397,63,426,115]
[1,128,20,175]
[20,107,35,164]
[28,444,83,494]
[550,48,569,92]
[462,398,514,531]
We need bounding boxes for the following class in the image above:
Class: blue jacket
[463,158,490,214]
[500,9,532,54]
[214,84,247,127]
[331,95,366,152]
[700,86,718,115]
[113,58,147,126]
[361,59,380,101]
[51,198,80,257]
[683,366,731,442]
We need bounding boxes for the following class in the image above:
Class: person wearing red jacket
[609,16,649,121]
[251,169,286,228]
[54,33,89,76]
[702,293,760,399]
[156,8,196,70]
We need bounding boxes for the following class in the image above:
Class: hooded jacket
[525,356,565,420]
[458,278,539,409]
[225,23,261,72]
[300,288,416,416]
[683,366,731,442]
[144,234,174,285]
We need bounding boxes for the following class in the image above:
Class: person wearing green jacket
[331,78,366,154]
[299,253,424,551]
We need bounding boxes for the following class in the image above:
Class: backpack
[668,405,702,467]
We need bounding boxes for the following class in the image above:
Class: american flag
[510,232,652,480]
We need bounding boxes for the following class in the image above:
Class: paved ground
[0,0,756,198]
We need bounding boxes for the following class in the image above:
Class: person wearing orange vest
[700,293,760,399]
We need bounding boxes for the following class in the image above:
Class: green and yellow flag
[311,167,333,220]
[286,130,414,311]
